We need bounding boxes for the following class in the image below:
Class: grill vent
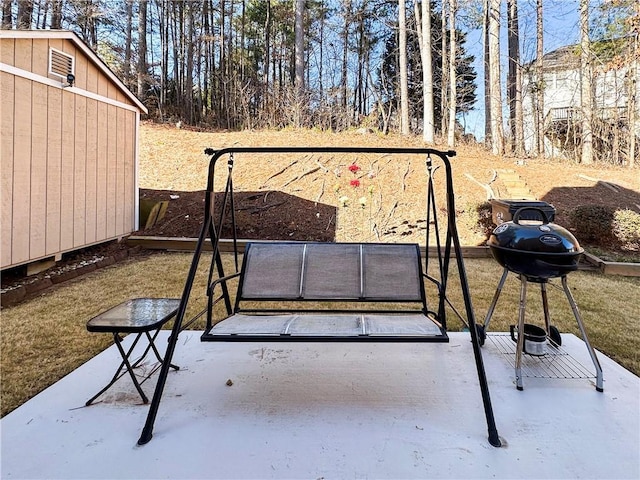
[49,48,74,79]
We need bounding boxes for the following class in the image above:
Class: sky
[461,0,583,141]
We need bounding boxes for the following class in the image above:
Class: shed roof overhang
[1,29,148,114]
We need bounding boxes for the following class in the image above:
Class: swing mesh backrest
[240,243,423,302]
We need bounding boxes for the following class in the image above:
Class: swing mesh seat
[202,242,446,342]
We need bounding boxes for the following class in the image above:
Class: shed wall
[1,37,139,270]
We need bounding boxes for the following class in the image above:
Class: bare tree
[579,0,594,164]
[17,0,33,28]
[2,0,12,29]
[416,0,435,143]
[294,0,305,126]
[124,1,134,86]
[507,0,524,156]
[447,0,457,147]
[138,0,148,100]
[534,0,544,156]
[50,0,62,29]
[399,0,410,135]
[441,0,449,137]
[488,0,504,155]
[629,2,639,167]
[342,0,351,117]
[185,1,195,124]
[483,0,491,146]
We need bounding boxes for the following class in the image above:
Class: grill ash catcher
[479,204,604,392]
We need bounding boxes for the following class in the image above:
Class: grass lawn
[1,251,638,418]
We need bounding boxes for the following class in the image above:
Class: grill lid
[487,207,583,255]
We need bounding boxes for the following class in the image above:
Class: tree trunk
[579,0,593,164]
[38,0,48,29]
[483,0,491,147]
[488,0,504,155]
[264,0,271,116]
[17,0,33,29]
[507,0,524,156]
[160,0,169,118]
[399,0,410,135]
[535,0,544,157]
[124,1,133,86]
[294,0,305,127]
[2,0,13,28]
[447,0,457,147]
[50,0,62,28]
[441,0,449,137]
[185,2,195,124]
[628,13,638,168]
[342,0,352,126]
[138,0,148,101]
[422,0,434,143]
[353,10,365,122]
[318,8,324,99]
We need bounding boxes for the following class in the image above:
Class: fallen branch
[282,166,321,188]
[372,222,381,241]
[464,173,495,200]
[401,161,411,192]
[326,214,334,231]
[314,157,329,173]
[375,191,383,217]
[237,201,286,214]
[315,179,325,205]
[385,201,399,225]
[260,159,299,188]
[577,174,620,192]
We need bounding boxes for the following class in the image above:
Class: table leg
[85,332,148,405]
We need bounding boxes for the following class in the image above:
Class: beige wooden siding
[59,89,75,251]
[12,75,31,265]
[1,37,15,266]
[106,104,117,238]
[1,37,139,270]
[46,86,62,256]
[30,80,48,259]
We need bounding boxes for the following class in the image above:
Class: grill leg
[561,276,604,392]
[515,276,528,390]
[540,282,551,334]
[483,267,509,331]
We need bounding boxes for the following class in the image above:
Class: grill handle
[534,258,579,272]
[513,207,550,225]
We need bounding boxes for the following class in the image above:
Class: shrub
[568,204,615,244]
[475,201,495,237]
[613,209,640,251]
[458,200,494,241]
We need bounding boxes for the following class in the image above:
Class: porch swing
[137,146,501,448]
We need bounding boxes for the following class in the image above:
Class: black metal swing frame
[137,146,501,448]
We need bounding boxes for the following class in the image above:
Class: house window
[49,48,74,79]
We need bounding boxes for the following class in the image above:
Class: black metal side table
[86,298,181,405]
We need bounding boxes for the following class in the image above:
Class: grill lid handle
[513,207,550,225]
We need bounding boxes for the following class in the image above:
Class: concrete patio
[1,331,638,479]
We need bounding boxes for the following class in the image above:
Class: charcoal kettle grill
[479,207,604,391]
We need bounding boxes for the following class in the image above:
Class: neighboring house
[1,30,148,272]
[522,42,639,162]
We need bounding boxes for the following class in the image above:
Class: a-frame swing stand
[136,146,502,448]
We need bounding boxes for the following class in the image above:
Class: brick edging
[1,250,131,308]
